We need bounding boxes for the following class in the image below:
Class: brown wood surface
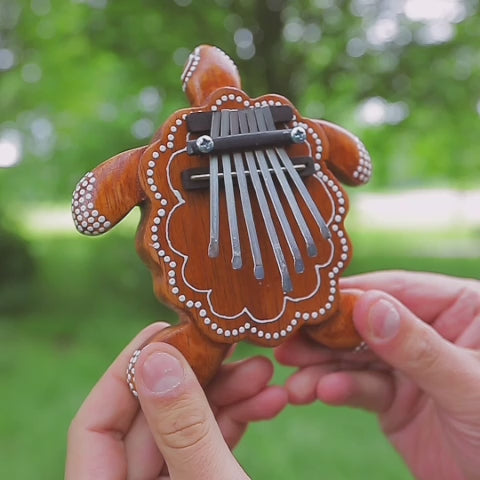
[143,316,231,386]
[316,120,372,186]
[73,45,372,386]
[183,45,241,107]
[303,290,363,349]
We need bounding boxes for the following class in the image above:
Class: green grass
[1,228,479,479]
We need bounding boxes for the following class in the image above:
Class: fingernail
[141,352,184,394]
[368,299,400,342]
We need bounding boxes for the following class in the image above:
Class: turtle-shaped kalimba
[72,45,372,391]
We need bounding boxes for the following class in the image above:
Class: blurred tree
[0,0,479,208]
[0,214,35,313]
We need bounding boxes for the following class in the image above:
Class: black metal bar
[187,128,296,155]
[182,157,315,191]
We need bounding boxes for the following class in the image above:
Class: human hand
[66,323,287,479]
[275,271,480,480]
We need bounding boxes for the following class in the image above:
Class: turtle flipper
[128,315,230,390]
[302,290,363,349]
[316,120,372,187]
[72,146,147,236]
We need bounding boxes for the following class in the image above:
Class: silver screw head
[291,126,307,144]
[196,135,214,153]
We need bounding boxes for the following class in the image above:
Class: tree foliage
[1,0,479,205]
[0,218,35,312]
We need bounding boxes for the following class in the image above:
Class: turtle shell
[136,87,351,347]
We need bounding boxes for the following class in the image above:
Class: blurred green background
[1,0,479,478]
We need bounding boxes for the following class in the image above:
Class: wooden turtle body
[72,45,372,388]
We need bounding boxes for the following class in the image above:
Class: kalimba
[72,45,372,391]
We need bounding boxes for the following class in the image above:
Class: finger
[275,332,375,368]
[343,271,480,343]
[341,270,476,328]
[456,312,480,349]
[206,356,274,407]
[435,288,480,344]
[135,342,249,480]
[316,371,394,413]
[215,415,246,451]
[217,386,287,449]
[285,360,394,412]
[224,344,237,361]
[66,322,169,480]
[285,364,339,405]
[353,290,480,412]
[124,412,164,480]
[275,334,335,367]
[222,386,288,423]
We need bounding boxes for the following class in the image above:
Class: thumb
[135,342,249,480]
[353,290,477,411]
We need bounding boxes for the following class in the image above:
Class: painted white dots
[72,172,112,236]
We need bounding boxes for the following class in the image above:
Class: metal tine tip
[276,145,332,241]
[261,106,331,241]
[252,108,305,274]
[238,109,293,292]
[220,109,242,270]
[260,106,318,258]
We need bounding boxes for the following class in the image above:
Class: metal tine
[220,110,242,270]
[249,108,305,274]
[230,111,264,279]
[259,106,318,258]
[275,146,331,240]
[263,109,331,240]
[208,111,221,258]
[238,110,293,293]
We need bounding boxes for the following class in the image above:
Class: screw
[290,126,307,144]
[196,135,214,153]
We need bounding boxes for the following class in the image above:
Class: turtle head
[181,45,242,107]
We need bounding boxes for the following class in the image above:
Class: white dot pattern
[72,172,111,235]
[126,349,141,397]
[181,46,238,93]
[352,137,372,184]
[181,47,200,92]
